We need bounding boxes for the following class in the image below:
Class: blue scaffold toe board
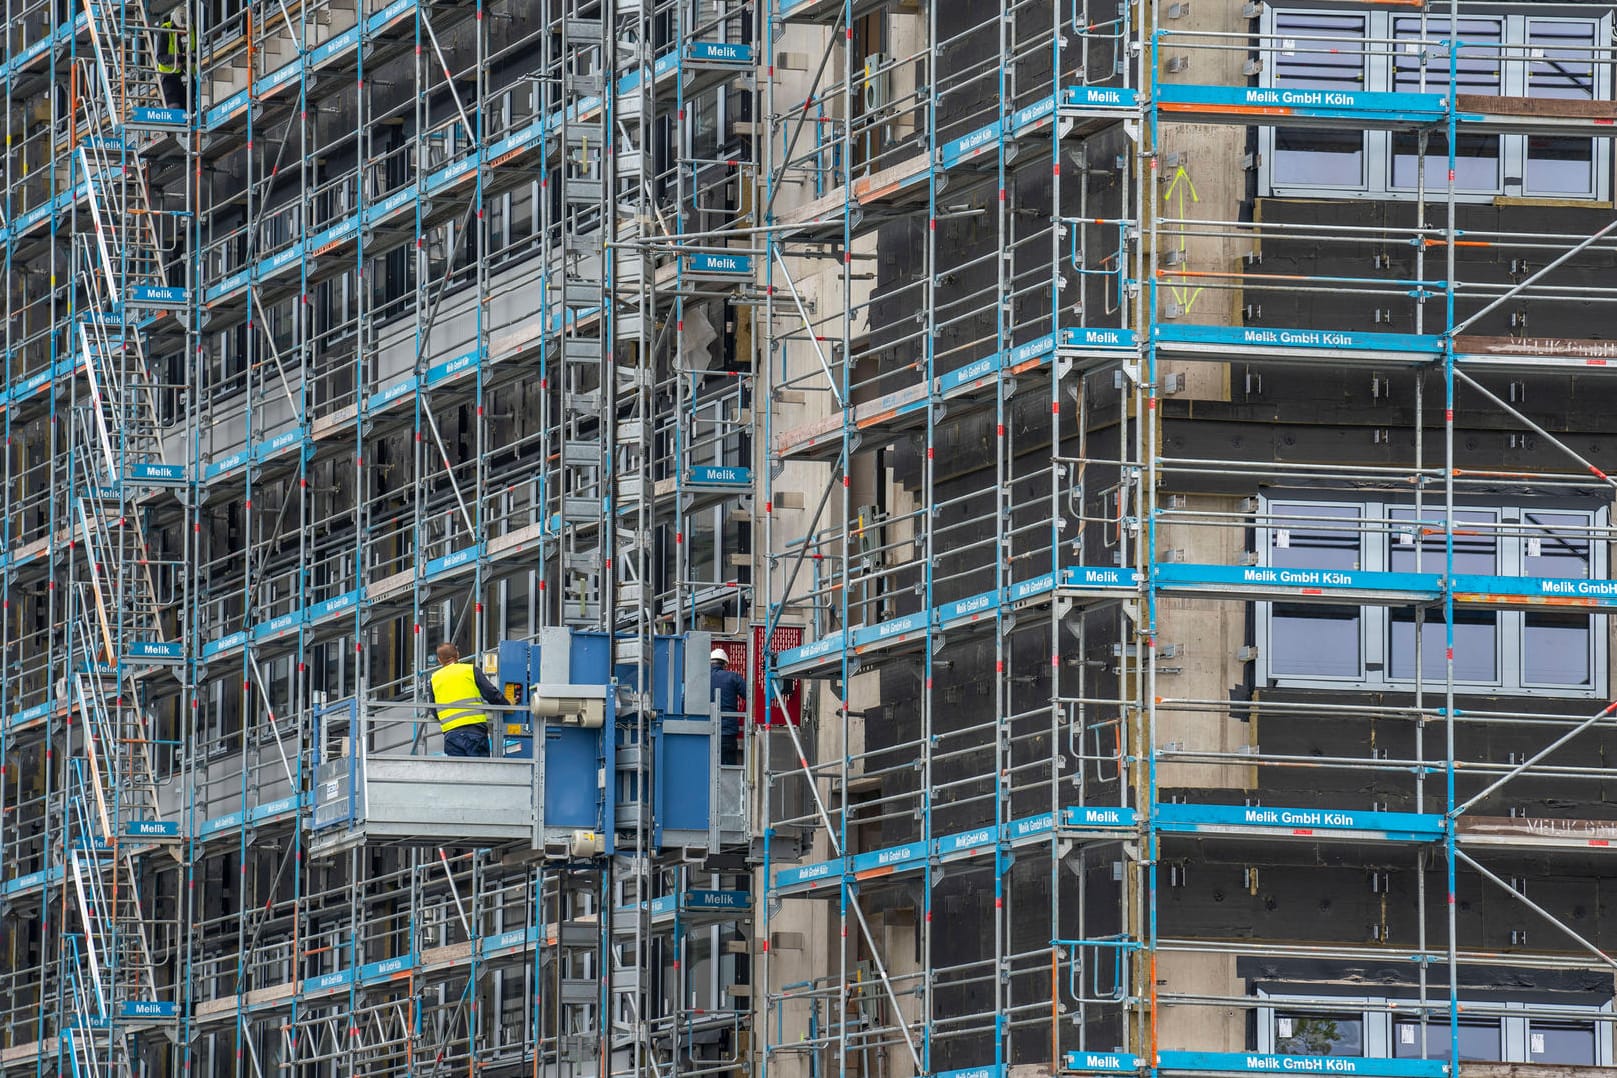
[1154,803,1446,844]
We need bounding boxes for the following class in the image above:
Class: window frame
[1393,1014,1504,1062]
[1385,506,1505,688]
[1259,995,1386,1057]
[1259,991,1615,1065]
[1260,8,1613,202]
[1265,499,1371,684]
[1528,1017,1602,1066]
[1274,1009,1370,1056]
[1256,497,1608,698]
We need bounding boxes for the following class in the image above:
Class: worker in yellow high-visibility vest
[156,6,194,111]
[429,643,507,757]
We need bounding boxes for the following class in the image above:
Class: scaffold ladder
[606,873,674,1076]
[76,97,186,318]
[63,758,173,1047]
[70,668,167,839]
[71,484,176,668]
[79,0,184,125]
[60,932,128,1076]
[608,0,655,641]
[542,874,607,1076]
[554,4,613,630]
[74,73,188,496]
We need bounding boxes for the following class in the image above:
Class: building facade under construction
[5,0,1617,1076]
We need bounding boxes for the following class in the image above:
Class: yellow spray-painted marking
[1161,165,1204,313]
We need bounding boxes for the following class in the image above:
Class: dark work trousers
[444,724,491,758]
[161,73,189,111]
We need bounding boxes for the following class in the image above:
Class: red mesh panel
[751,625,804,726]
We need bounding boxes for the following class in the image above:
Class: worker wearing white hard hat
[156,6,194,111]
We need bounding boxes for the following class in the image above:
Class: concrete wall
[1156,951,1243,1053]
[1153,493,1254,793]
[759,13,858,1076]
[1149,0,1246,402]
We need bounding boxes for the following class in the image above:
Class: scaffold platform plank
[775,565,1140,675]
[770,805,1135,896]
[1155,804,1445,844]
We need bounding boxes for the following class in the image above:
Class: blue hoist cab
[309,628,748,860]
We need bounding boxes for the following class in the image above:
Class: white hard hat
[169,6,186,26]
[711,648,729,662]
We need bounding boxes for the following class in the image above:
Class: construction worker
[429,643,507,757]
[710,647,746,766]
[156,6,193,111]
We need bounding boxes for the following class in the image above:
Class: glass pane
[1458,1020,1503,1061]
[1275,13,1367,91]
[1521,511,1593,685]
[511,184,534,239]
[1388,505,1501,678]
[1270,15,1366,191]
[691,517,718,577]
[1530,1022,1596,1066]
[1273,605,1361,677]
[691,90,720,159]
[1388,509,1496,574]
[1276,1013,1363,1056]
[1267,13,1371,189]
[1268,505,1362,679]
[1391,132,1500,192]
[1528,20,1596,100]
[1527,136,1595,196]
[1393,17,1503,96]
[1271,504,1360,570]
[510,82,534,122]
[1522,511,1592,578]
[1523,612,1591,686]
[1393,1019,1502,1061]
[1274,129,1365,186]
[1389,18,1501,192]
[1389,608,1498,682]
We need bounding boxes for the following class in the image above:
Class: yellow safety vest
[155,20,194,75]
[429,662,487,732]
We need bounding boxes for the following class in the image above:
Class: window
[1390,131,1502,194]
[690,90,721,161]
[1387,508,1498,684]
[1269,504,1363,679]
[1527,17,1599,195]
[1258,498,1606,697]
[1531,1020,1597,1065]
[1261,993,1613,1065]
[1522,510,1595,687]
[511,181,534,242]
[1278,1013,1363,1056]
[1271,12,1367,189]
[1394,1018,1502,1061]
[1263,10,1611,201]
[1391,17,1502,95]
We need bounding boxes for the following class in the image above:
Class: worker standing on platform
[429,643,507,757]
[710,647,746,766]
[156,6,193,111]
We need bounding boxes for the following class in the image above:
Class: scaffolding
[2,0,758,1073]
[758,1,1617,1077]
[8,0,1617,1076]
